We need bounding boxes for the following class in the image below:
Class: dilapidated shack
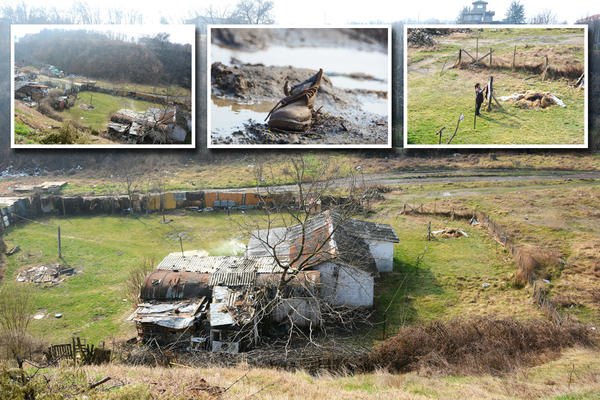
[131,253,320,351]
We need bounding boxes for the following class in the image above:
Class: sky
[12,24,194,45]
[3,0,599,25]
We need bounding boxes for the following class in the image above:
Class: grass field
[63,91,157,131]
[406,28,586,145]
[386,182,600,323]
[0,200,538,345]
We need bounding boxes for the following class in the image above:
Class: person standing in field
[475,82,488,117]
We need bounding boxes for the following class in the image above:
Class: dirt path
[214,169,600,194]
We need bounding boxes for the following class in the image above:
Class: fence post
[58,226,62,259]
[489,48,492,67]
[487,76,493,112]
[512,45,516,69]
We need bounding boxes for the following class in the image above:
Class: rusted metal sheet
[141,270,211,301]
[129,298,205,330]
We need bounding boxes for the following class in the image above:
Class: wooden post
[512,45,516,69]
[179,235,184,256]
[489,48,492,67]
[58,226,62,259]
[427,221,432,241]
[72,338,77,365]
[542,55,549,81]
[487,76,493,112]
[436,127,445,144]
[476,37,479,61]
[458,49,462,65]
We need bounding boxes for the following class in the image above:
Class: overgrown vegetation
[361,317,595,375]
[16,29,191,89]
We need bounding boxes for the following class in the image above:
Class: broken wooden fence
[46,337,111,365]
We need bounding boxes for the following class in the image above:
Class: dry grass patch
[360,317,596,376]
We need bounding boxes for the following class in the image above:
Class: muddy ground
[211,62,388,145]
[210,27,389,145]
[211,27,388,53]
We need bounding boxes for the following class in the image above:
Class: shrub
[359,317,595,375]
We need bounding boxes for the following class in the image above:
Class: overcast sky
[4,0,599,25]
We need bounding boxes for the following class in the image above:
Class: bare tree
[232,155,378,348]
[529,9,558,24]
[116,167,142,214]
[232,0,275,24]
[202,4,233,22]
[125,257,155,303]
[0,285,34,367]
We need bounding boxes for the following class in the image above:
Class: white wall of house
[367,240,395,272]
[316,262,374,307]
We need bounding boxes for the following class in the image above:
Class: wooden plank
[462,48,476,61]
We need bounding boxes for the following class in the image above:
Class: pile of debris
[499,91,566,109]
[16,263,75,284]
[432,227,469,239]
[108,107,190,144]
[407,29,437,47]
[12,181,67,194]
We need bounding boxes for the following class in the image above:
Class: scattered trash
[16,264,75,284]
[470,217,480,226]
[55,313,63,319]
[543,279,551,284]
[407,28,436,47]
[6,246,21,256]
[33,314,45,320]
[482,282,491,289]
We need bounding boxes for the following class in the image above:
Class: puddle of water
[358,95,388,116]
[212,45,388,91]
[211,96,274,139]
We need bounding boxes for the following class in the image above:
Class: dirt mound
[211,62,349,107]
[359,317,594,375]
[513,244,562,286]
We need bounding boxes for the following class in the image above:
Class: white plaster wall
[317,262,374,307]
[368,240,395,272]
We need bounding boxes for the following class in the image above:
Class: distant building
[461,1,496,24]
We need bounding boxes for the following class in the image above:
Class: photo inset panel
[208,26,391,148]
[11,25,195,148]
[404,25,587,148]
